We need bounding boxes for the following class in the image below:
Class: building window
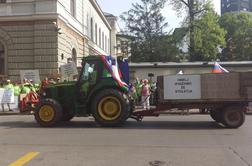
[99,28,101,47]
[0,0,6,3]
[105,36,107,52]
[72,48,77,64]
[102,32,104,50]
[108,38,110,54]
[70,0,76,18]
[87,14,89,37]
[90,18,94,41]
[95,23,97,44]
[0,42,5,75]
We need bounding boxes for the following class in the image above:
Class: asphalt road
[0,114,252,166]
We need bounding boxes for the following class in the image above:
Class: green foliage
[219,13,252,61]
[192,11,226,61]
[170,0,210,18]
[120,0,180,62]
[170,0,226,61]
[129,35,180,62]
[170,0,212,59]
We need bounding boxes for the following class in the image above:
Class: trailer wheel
[91,89,129,127]
[35,99,62,127]
[222,105,245,128]
[209,109,222,123]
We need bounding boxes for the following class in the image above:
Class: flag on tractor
[117,57,130,85]
[212,62,229,73]
[100,55,128,89]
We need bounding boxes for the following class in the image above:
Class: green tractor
[35,55,133,127]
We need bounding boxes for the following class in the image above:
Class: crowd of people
[129,77,157,110]
[0,77,60,112]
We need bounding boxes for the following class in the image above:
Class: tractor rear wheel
[35,99,62,127]
[91,89,129,127]
[222,105,245,128]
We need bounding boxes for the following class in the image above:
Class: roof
[103,12,116,17]
[129,61,252,68]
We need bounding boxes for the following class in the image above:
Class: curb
[0,113,32,116]
[0,112,21,116]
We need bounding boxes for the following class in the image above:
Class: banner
[60,62,78,80]
[20,70,40,83]
[0,88,14,104]
[163,75,201,100]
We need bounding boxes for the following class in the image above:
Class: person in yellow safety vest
[29,80,36,92]
[13,82,21,112]
[13,82,21,97]
[20,79,31,95]
[34,83,40,92]
[1,80,14,112]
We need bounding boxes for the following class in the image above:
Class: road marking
[8,152,40,166]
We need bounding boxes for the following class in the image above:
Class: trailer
[132,72,252,128]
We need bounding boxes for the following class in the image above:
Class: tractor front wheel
[91,89,129,127]
[35,99,62,127]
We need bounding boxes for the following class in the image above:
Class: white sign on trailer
[163,75,201,100]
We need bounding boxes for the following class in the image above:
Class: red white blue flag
[212,62,229,73]
[100,55,128,88]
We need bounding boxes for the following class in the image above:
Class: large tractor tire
[209,109,222,123]
[222,105,245,128]
[91,89,129,127]
[35,99,62,127]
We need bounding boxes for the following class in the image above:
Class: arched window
[0,42,5,75]
[72,48,77,64]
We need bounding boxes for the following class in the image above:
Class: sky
[97,0,221,31]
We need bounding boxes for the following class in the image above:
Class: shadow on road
[0,119,226,130]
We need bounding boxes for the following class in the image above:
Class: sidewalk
[0,109,20,116]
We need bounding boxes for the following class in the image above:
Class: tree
[120,0,179,62]
[219,13,252,61]
[192,10,226,61]
[170,0,212,61]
